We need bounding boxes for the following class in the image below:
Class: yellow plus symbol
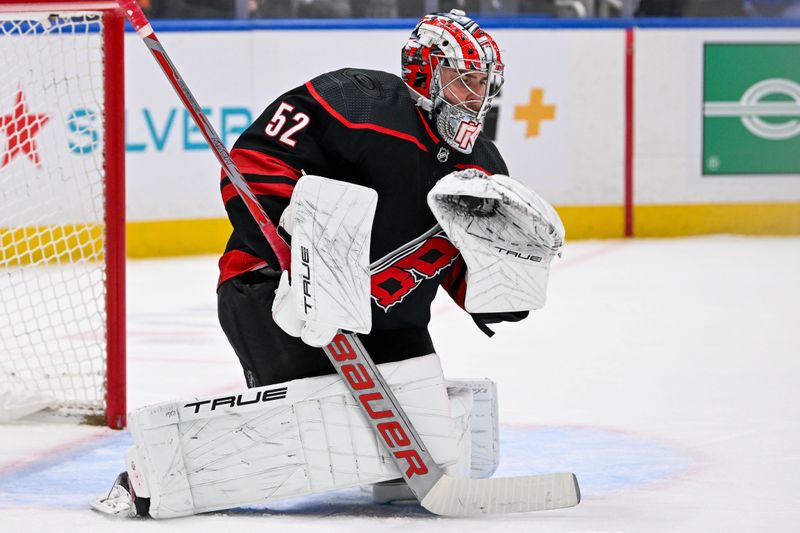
[514,88,556,137]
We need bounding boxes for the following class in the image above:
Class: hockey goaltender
[93,6,578,518]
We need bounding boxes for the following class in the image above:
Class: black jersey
[218,68,509,334]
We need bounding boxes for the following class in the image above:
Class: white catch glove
[428,168,565,313]
[271,175,377,348]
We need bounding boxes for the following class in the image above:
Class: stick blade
[420,472,580,516]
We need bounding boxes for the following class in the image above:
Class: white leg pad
[442,385,473,479]
[445,378,499,479]
[126,354,464,518]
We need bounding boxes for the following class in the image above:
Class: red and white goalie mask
[401,9,504,154]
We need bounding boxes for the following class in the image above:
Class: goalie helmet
[401,9,504,154]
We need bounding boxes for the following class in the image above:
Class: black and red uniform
[217,68,526,388]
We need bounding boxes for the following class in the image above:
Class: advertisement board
[3,21,798,259]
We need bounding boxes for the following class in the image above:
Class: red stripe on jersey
[455,163,491,175]
[221,148,301,182]
[416,107,440,145]
[221,183,239,205]
[221,180,294,206]
[442,256,467,309]
[249,181,294,198]
[305,80,428,153]
[218,249,268,288]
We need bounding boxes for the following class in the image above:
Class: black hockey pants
[217,269,435,388]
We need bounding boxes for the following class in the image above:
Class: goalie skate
[90,472,148,518]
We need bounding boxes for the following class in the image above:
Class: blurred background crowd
[136,0,800,19]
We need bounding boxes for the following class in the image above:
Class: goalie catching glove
[272,175,378,347]
[428,168,565,313]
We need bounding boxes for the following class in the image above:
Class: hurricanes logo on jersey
[371,228,459,311]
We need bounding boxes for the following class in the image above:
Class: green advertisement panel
[703,43,800,175]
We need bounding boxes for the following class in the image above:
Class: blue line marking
[0,431,131,509]
[0,425,692,513]
[494,426,693,497]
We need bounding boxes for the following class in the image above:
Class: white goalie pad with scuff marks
[428,169,565,313]
[446,378,499,480]
[125,354,471,519]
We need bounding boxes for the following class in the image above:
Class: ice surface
[1,236,798,532]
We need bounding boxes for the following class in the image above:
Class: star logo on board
[0,86,50,168]
[514,88,556,137]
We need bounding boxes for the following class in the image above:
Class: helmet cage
[430,53,504,125]
[429,55,503,153]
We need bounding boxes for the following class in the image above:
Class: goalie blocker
[93,355,500,518]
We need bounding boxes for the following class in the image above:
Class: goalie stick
[119,0,580,516]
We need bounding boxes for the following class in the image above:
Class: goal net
[0,1,125,428]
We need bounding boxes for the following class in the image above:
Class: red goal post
[0,0,125,428]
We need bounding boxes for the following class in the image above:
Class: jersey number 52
[264,102,310,148]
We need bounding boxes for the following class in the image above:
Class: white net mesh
[0,11,108,419]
